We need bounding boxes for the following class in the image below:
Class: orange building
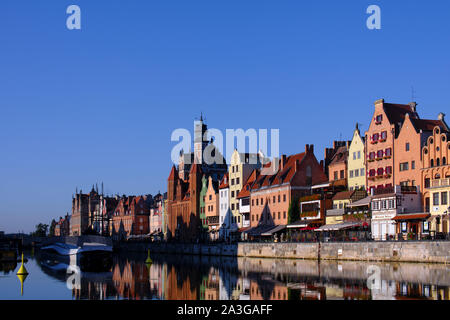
[249,145,328,228]
[394,113,448,192]
[366,99,419,193]
[327,142,350,188]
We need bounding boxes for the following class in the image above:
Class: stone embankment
[119,241,450,264]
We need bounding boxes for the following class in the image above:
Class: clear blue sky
[1,0,449,233]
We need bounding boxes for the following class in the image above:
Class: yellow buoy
[145,249,152,264]
[16,253,28,275]
[17,273,28,296]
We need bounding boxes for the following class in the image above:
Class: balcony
[430,178,450,189]
[206,216,219,225]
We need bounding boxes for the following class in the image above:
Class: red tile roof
[251,152,306,191]
[219,172,229,189]
[237,170,258,199]
[392,213,430,221]
[332,190,355,201]
[168,165,177,180]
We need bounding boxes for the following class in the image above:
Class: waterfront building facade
[421,120,450,234]
[348,124,366,191]
[366,99,419,193]
[249,145,328,229]
[394,112,448,192]
[327,143,349,189]
[204,176,220,240]
[167,116,227,242]
[228,150,262,229]
[218,173,233,241]
[370,185,421,240]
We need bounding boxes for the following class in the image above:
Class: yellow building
[229,150,262,228]
[348,124,366,191]
[325,191,353,225]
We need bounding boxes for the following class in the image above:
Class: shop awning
[347,196,372,208]
[261,225,286,236]
[392,213,430,221]
[243,225,275,236]
[286,222,308,229]
[315,222,362,231]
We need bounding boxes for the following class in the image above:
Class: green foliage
[49,219,57,237]
[287,197,300,224]
[31,223,48,237]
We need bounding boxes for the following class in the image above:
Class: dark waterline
[1,250,450,300]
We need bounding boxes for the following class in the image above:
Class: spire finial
[200,112,203,121]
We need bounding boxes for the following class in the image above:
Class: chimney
[309,144,314,154]
[409,102,417,113]
[438,112,446,121]
[280,155,287,170]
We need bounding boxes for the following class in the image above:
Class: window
[283,194,286,202]
[431,159,434,167]
[433,193,439,206]
[252,199,254,206]
[256,199,258,206]
[372,133,379,142]
[425,178,430,188]
[401,222,407,232]
[273,196,276,203]
[357,151,361,159]
[360,168,364,176]
[261,198,264,205]
[377,150,384,158]
[406,143,410,151]
[355,169,359,177]
[236,177,240,185]
[340,170,345,179]
[385,148,392,157]
[441,192,448,206]
[380,131,387,140]
[376,114,383,123]
[278,212,280,219]
[278,195,281,202]
[231,203,235,210]
[209,195,212,200]
[385,166,392,175]
[283,211,286,219]
[232,166,235,173]
[231,191,234,197]
[369,152,375,160]
[350,170,354,178]
[399,162,409,171]
[437,158,440,166]
[334,171,338,180]
[353,152,356,160]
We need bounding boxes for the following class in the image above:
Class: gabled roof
[329,146,348,165]
[332,190,355,201]
[410,118,449,133]
[383,103,419,125]
[237,169,259,199]
[219,173,229,189]
[168,165,178,180]
[251,152,307,191]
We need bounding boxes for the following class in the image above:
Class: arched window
[443,157,447,165]
[431,159,434,167]
[437,158,440,167]
[435,173,441,179]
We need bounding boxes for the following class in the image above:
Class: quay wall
[118,241,450,264]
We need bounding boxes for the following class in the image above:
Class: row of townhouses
[167,99,450,242]
[52,185,168,240]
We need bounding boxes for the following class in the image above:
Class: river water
[1,250,449,300]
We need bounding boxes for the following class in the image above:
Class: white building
[219,173,234,241]
[370,185,421,240]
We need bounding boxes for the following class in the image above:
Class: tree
[31,223,48,237]
[49,219,57,237]
[287,197,300,224]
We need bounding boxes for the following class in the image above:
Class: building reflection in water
[35,252,450,301]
